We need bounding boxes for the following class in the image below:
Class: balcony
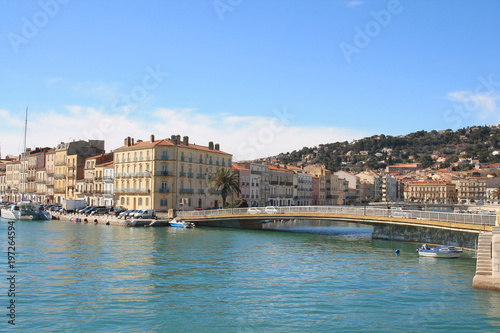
[198,189,205,194]
[114,188,151,194]
[158,188,170,193]
[156,171,170,177]
[187,172,194,178]
[179,172,187,177]
[179,188,194,194]
[197,173,205,179]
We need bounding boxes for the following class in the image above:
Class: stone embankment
[52,212,171,227]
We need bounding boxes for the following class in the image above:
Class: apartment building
[405,181,457,204]
[114,134,232,211]
[54,140,105,204]
[232,162,270,207]
[267,165,294,206]
[454,177,487,204]
[335,170,360,204]
[83,153,113,206]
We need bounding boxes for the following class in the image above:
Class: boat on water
[1,201,51,220]
[169,218,195,228]
[417,244,463,258]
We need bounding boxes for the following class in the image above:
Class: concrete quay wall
[53,213,170,227]
[372,223,480,249]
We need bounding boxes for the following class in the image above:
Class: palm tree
[208,168,241,208]
[493,186,500,201]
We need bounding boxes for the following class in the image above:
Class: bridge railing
[176,206,497,226]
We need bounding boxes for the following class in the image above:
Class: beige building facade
[114,135,232,212]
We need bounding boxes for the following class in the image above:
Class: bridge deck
[182,212,493,233]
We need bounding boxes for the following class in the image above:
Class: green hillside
[278,125,500,173]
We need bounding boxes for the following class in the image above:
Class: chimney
[131,138,135,146]
[124,137,132,147]
[209,141,214,150]
[214,143,220,151]
[171,135,176,143]
[176,135,181,145]
[150,134,155,143]
[183,136,189,146]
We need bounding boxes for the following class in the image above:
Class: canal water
[1,218,499,332]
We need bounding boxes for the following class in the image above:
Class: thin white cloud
[70,81,123,101]
[0,106,370,162]
[446,91,500,121]
[346,1,364,8]
[45,77,63,86]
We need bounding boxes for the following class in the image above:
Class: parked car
[119,209,137,219]
[247,207,262,214]
[264,206,278,214]
[132,209,156,219]
[85,206,106,216]
[76,206,89,214]
[90,207,109,216]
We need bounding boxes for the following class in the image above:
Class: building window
[160,199,167,206]
[138,198,143,206]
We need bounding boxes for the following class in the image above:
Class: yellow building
[53,140,105,203]
[114,135,232,211]
[454,177,487,204]
[405,181,457,204]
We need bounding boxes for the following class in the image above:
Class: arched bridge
[177,206,497,248]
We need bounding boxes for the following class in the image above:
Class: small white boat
[169,218,195,228]
[417,244,463,258]
[1,201,51,220]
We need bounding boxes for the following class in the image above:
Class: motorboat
[417,244,463,258]
[1,201,52,220]
[169,218,195,228]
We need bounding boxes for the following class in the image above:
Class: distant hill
[277,125,500,173]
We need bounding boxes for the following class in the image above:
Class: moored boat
[169,218,195,228]
[417,244,463,258]
[1,201,52,220]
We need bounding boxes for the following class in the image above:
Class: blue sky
[1,0,499,161]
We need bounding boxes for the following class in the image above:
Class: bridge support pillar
[493,227,500,279]
[473,227,500,291]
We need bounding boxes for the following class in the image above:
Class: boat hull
[417,245,463,258]
[417,251,462,258]
[1,205,51,220]
[169,218,195,228]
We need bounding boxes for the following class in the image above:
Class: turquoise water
[1,218,499,332]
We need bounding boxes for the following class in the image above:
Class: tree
[209,168,241,208]
[493,186,500,201]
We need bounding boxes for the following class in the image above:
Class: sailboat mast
[21,107,28,198]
